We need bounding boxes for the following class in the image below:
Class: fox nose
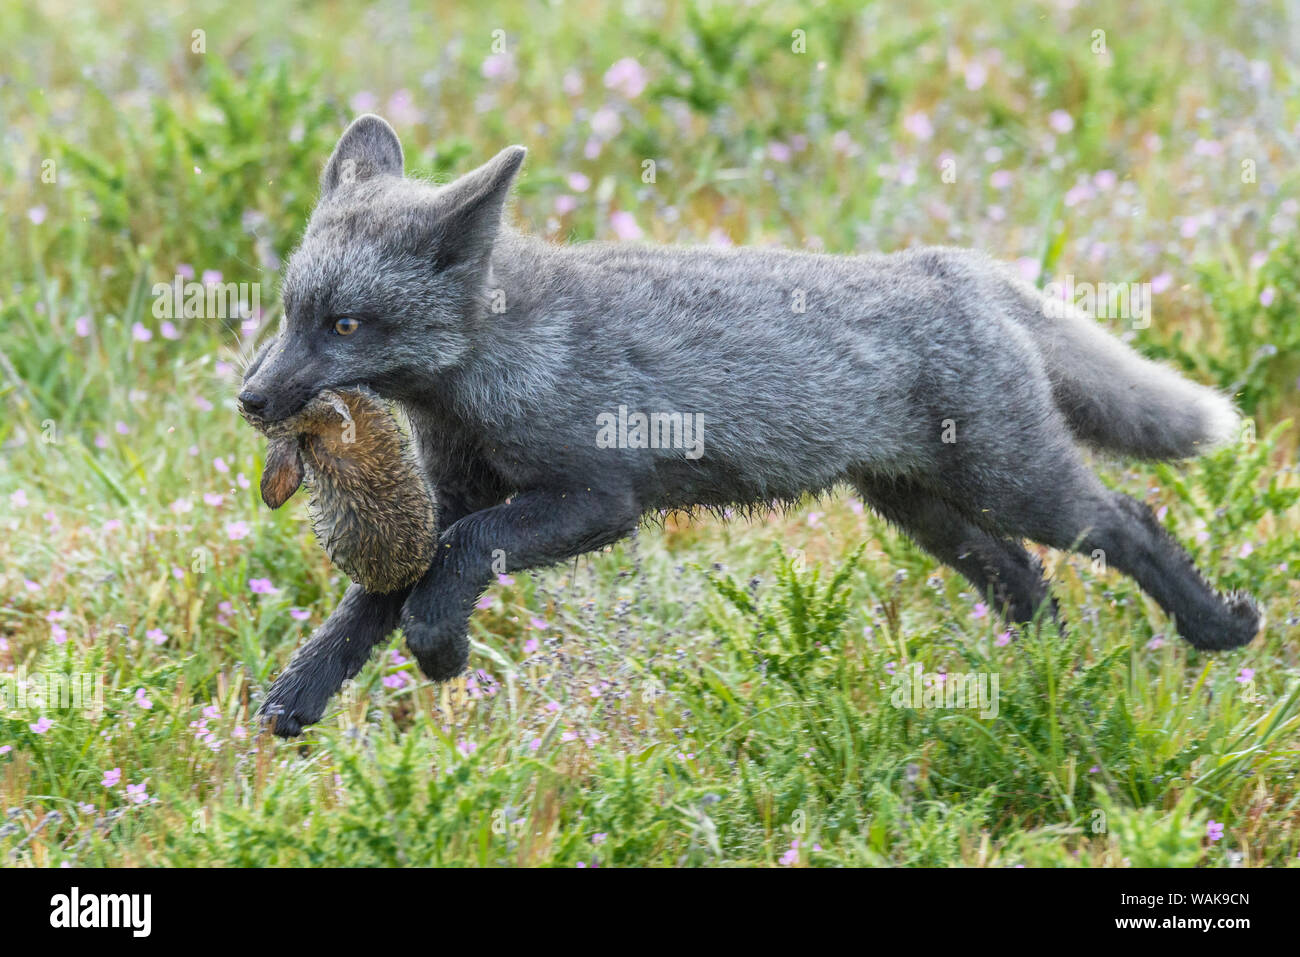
[238,390,268,414]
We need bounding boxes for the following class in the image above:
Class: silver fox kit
[240,114,1261,737]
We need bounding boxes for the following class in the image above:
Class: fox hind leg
[972,460,1261,651]
[854,474,1060,630]
[1057,487,1258,650]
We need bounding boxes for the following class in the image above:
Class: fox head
[239,114,526,424]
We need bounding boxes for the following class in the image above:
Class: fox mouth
[235,379,371,431]
[237,397,307,436]
[237,400,309,437]
[237,381,375,434]
[236,398,292,435]
[236,401,270,432]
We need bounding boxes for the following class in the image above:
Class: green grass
[2,0,1299,866]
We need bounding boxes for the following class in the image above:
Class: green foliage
[170,722,531,866]
[643,1,777,116]
[1150,239,1300,417]
[1095,790,1208,868]
[45,60,336,305]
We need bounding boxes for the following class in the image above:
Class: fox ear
[429,145,527,270]
[321,114,404,197]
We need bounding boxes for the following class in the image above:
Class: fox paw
[1179,590,1263,651]
[259,670,333,738]
[402,616,469,682]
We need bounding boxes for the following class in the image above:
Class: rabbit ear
[261,436,305,509]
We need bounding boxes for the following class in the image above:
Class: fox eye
[333,317,360,336]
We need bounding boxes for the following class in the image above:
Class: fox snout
[240,337,280,421]
[238,382,317,426]
[237,372,303,425]
[240,336,320,425]
[237,390,269,416]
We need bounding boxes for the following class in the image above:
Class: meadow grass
[1,0,1298,866]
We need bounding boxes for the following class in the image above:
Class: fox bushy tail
[1011,282,1240,460]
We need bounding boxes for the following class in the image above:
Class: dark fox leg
[260,584,409,737]
[401,486,641,680]
[854,475,1059,629]
[986,465,1260,651]
[259,475,503,738]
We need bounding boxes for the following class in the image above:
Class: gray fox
[240,114,1260,736]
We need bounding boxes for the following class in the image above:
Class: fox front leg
[400,486,641,680]
[259,584,408,736]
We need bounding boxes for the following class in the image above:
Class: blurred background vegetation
[0,0,1298,866]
